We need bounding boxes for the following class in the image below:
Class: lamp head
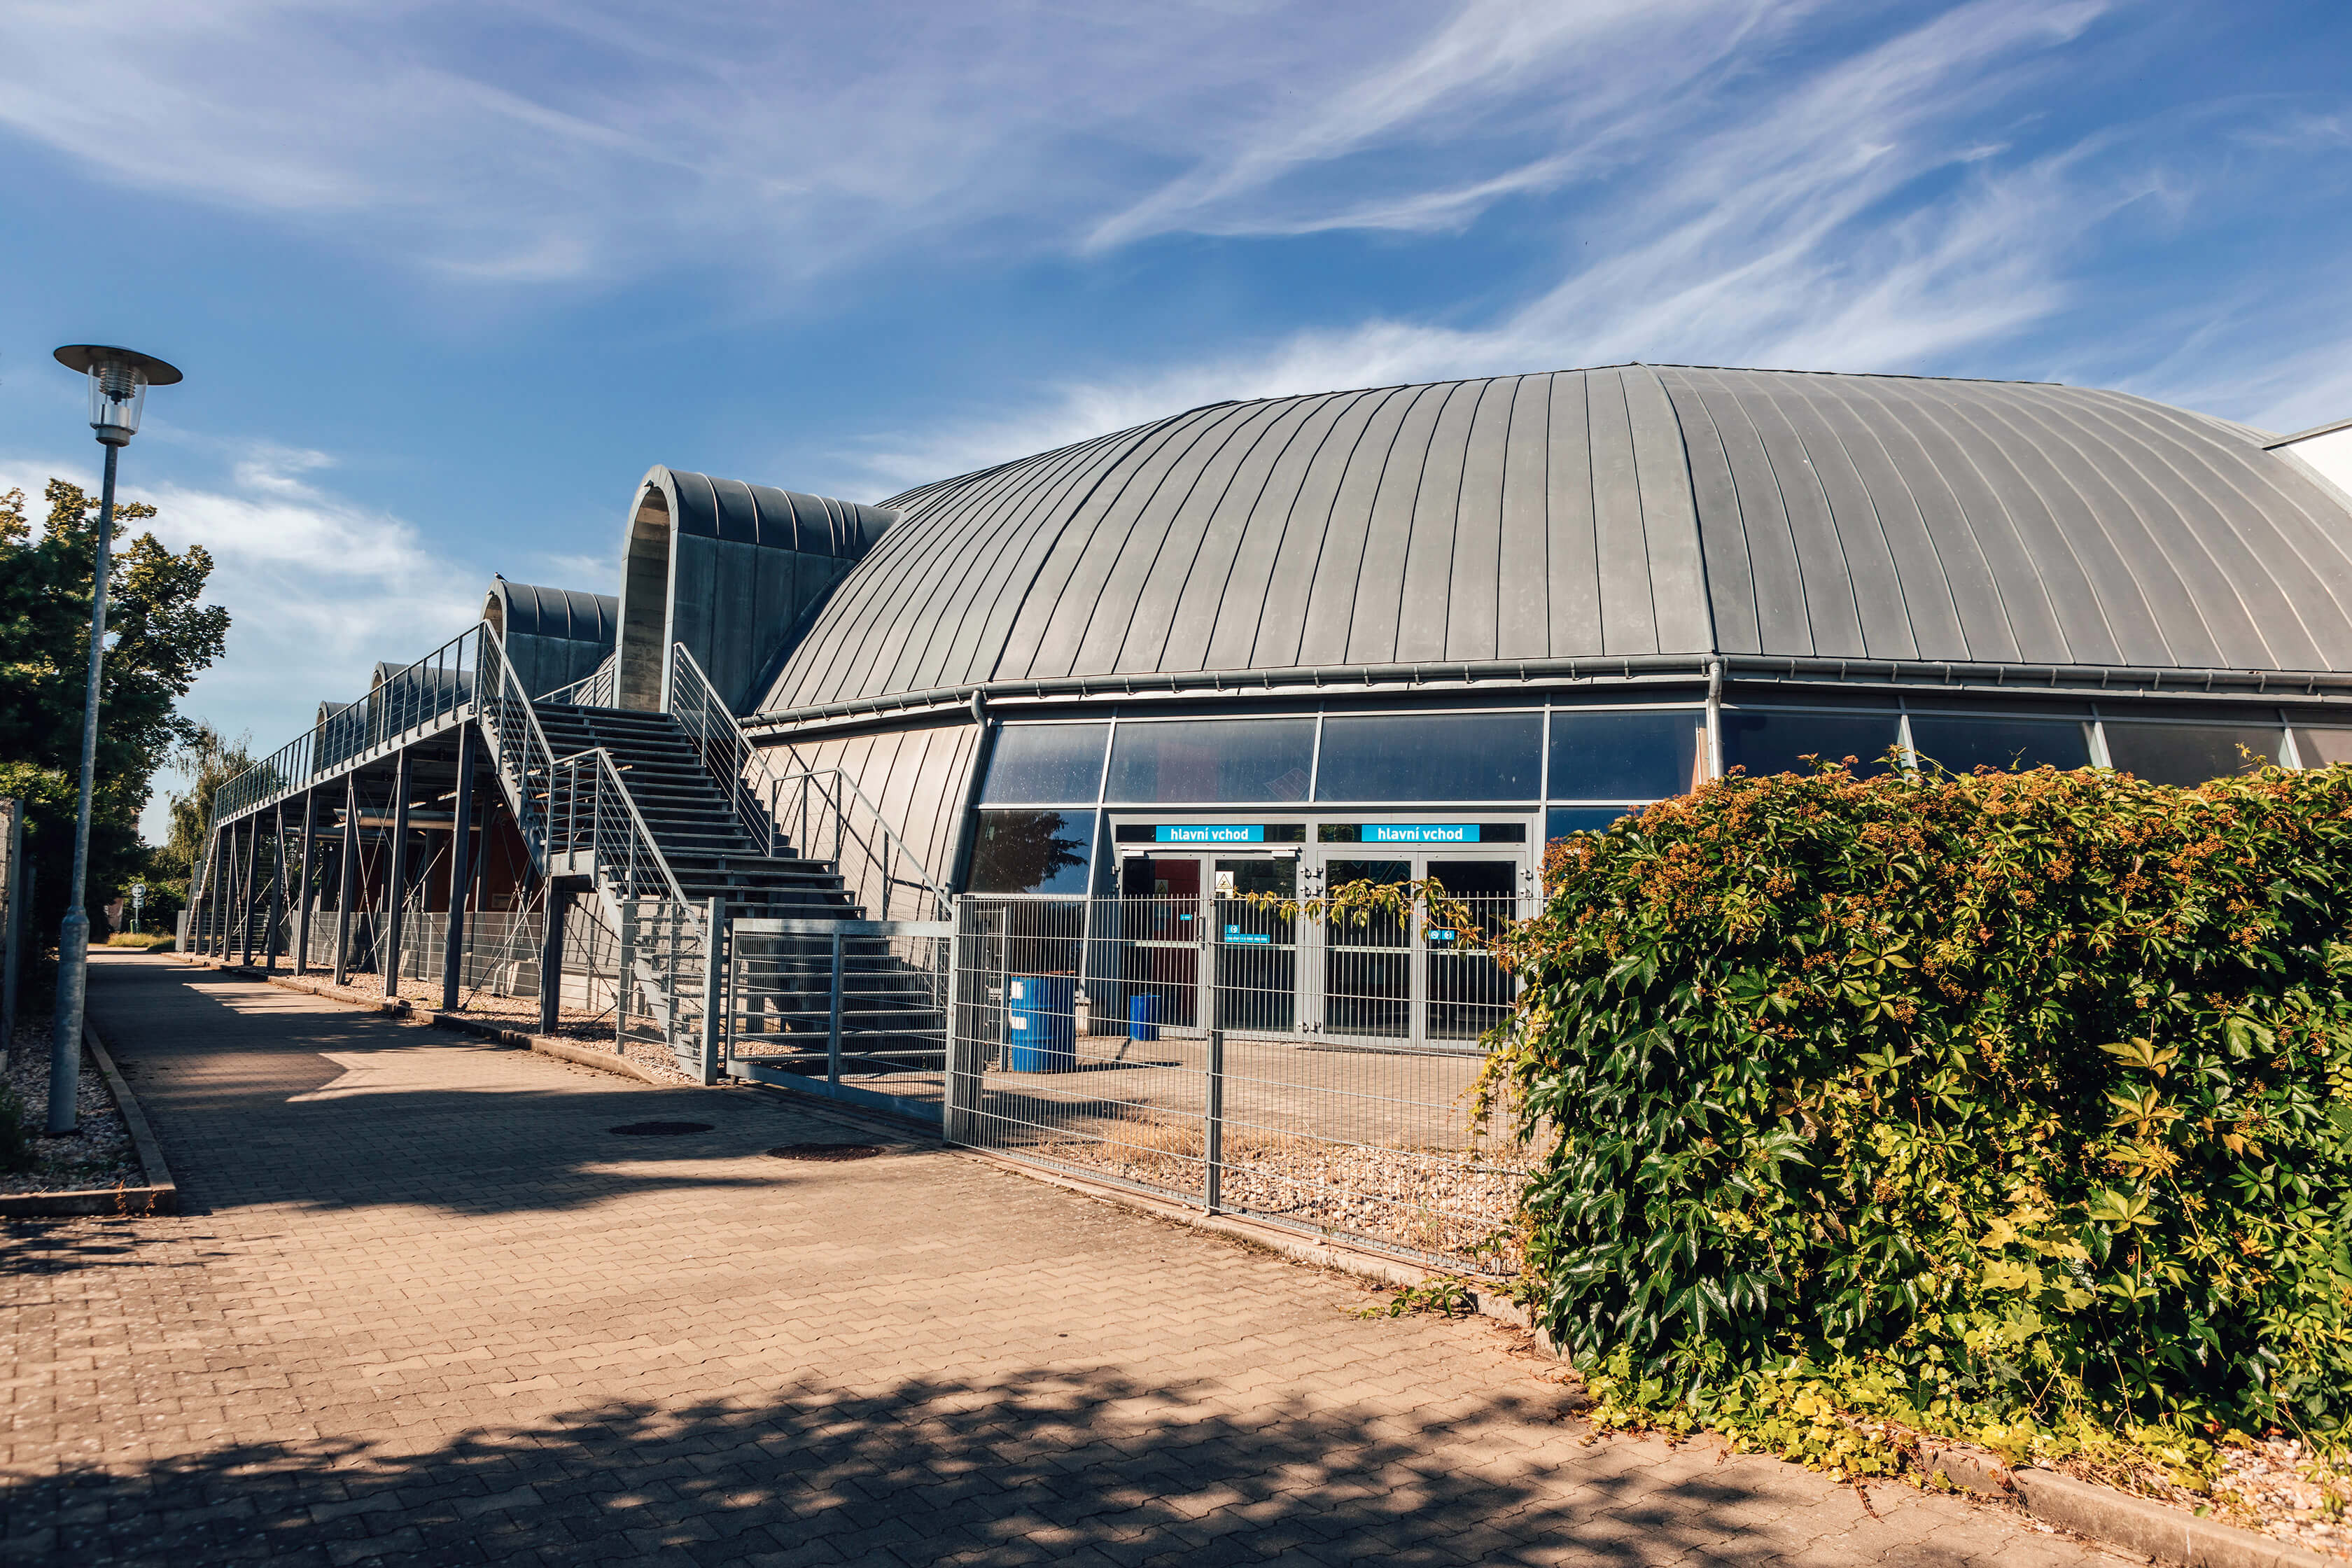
[53,345,183,446]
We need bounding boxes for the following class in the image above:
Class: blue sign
[1155,824,1264,844]
[1224,925,1273,944]
[1363,822,1475,844]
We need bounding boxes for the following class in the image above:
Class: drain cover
[765,1143,883,1161]
[608,1121,714,1136]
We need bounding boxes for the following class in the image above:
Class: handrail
[538,653,617,707]
[206,622,692,916]
[665,643,785,857]
[197,620,708,1059]
[769,766,952,923]
[666,643,950,921]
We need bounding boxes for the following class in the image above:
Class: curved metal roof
[648,469,895,559]
[758,365,2352,715]
[482,578,617,645]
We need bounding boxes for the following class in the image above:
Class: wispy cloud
[0,1,1545,286]
[0,442,482,830]
[848,0,2122,492]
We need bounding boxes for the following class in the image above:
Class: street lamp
[46,344,182,1136]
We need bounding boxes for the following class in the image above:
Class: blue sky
[1,1,2348,839]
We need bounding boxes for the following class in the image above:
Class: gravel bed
[0,1019,144,1196]
[1026,1118,1526,1271]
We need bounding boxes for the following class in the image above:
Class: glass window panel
[978,724,1107,804]
[965,809,1096,895]
[1721,710,1901,780]
[1548,710,1702,799]
[2101,724,2281,785]
[1315,712,1542,802]
[1105,718,1315,803]
[2292,729,2352,768]
[1547,806,1634,839]
[1907,716,2091,774]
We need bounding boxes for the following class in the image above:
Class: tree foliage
[1487,759,2352,1459]
[0,481,230,947]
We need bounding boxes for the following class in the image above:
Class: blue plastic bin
[1128,992,1161,1043]
[1004,974,1077,1072]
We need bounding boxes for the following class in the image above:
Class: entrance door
[1119,855,1203,1030]
[1212,856,1296,1032]
[1421,858,1518,1043]
[1118,853,1298,1035]
[1320,858,1413,1040]
[1312,850,1527,1048]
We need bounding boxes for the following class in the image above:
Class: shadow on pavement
[0,1364,1962,1568]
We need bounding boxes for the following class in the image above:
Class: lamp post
[47,344,182,1136]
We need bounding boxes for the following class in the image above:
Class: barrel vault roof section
[758,365,2352,714]
[487,579,617,645]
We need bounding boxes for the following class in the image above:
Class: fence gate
[719,918,952,1119]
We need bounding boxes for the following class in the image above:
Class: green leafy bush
[1485,759,2352,1456]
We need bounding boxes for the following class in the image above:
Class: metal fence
[718,918,953,1118]
[941,894,1527,1275]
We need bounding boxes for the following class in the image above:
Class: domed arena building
[720,363,2352,915]
[195,361,2352,1109]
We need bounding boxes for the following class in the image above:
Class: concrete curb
[2011,1468,2338,1568]
[183,957,679,1087]
[0,1020,178,1218]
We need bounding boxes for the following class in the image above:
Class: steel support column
[382,748,413,1000]
[262,800,286,974]
[332,773,359,986]
[293,788,318,974]
[237,815,260,965]
[538,885,569,1036]
[440,727,476,1012]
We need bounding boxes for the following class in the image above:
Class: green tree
[0,481,230,961]
[148,722,255,916]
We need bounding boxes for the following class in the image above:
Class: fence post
[941,906,962,1142]
[828,926,846,1090]
[1205,1025,1226,1214]
[699,897,724,1087]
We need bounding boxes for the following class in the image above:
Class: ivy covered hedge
[1485,759,2352,1453]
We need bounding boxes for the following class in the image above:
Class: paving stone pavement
[0,951,2129,1567]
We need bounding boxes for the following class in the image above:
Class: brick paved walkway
[0,951,2123,1567]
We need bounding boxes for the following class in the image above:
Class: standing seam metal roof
[758,364,2352,714]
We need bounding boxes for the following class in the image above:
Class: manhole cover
[607,1121,714,1136]
[765,1143,883,1161]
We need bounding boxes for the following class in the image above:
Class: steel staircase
[197,625,950,1081]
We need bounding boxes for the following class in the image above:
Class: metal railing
[720,916,952,1118]
[939,892,1527,1274]
[199,622,714,1066]
[538,653,617,707]
[667,642,950,923]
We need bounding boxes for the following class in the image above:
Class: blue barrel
[1128,992,1161,1043]
[1004,974,1077,1072]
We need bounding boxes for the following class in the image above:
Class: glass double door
[1314,854,1522,1047]
[1114,849,1525,1048]
[1117,854,1297,1032]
